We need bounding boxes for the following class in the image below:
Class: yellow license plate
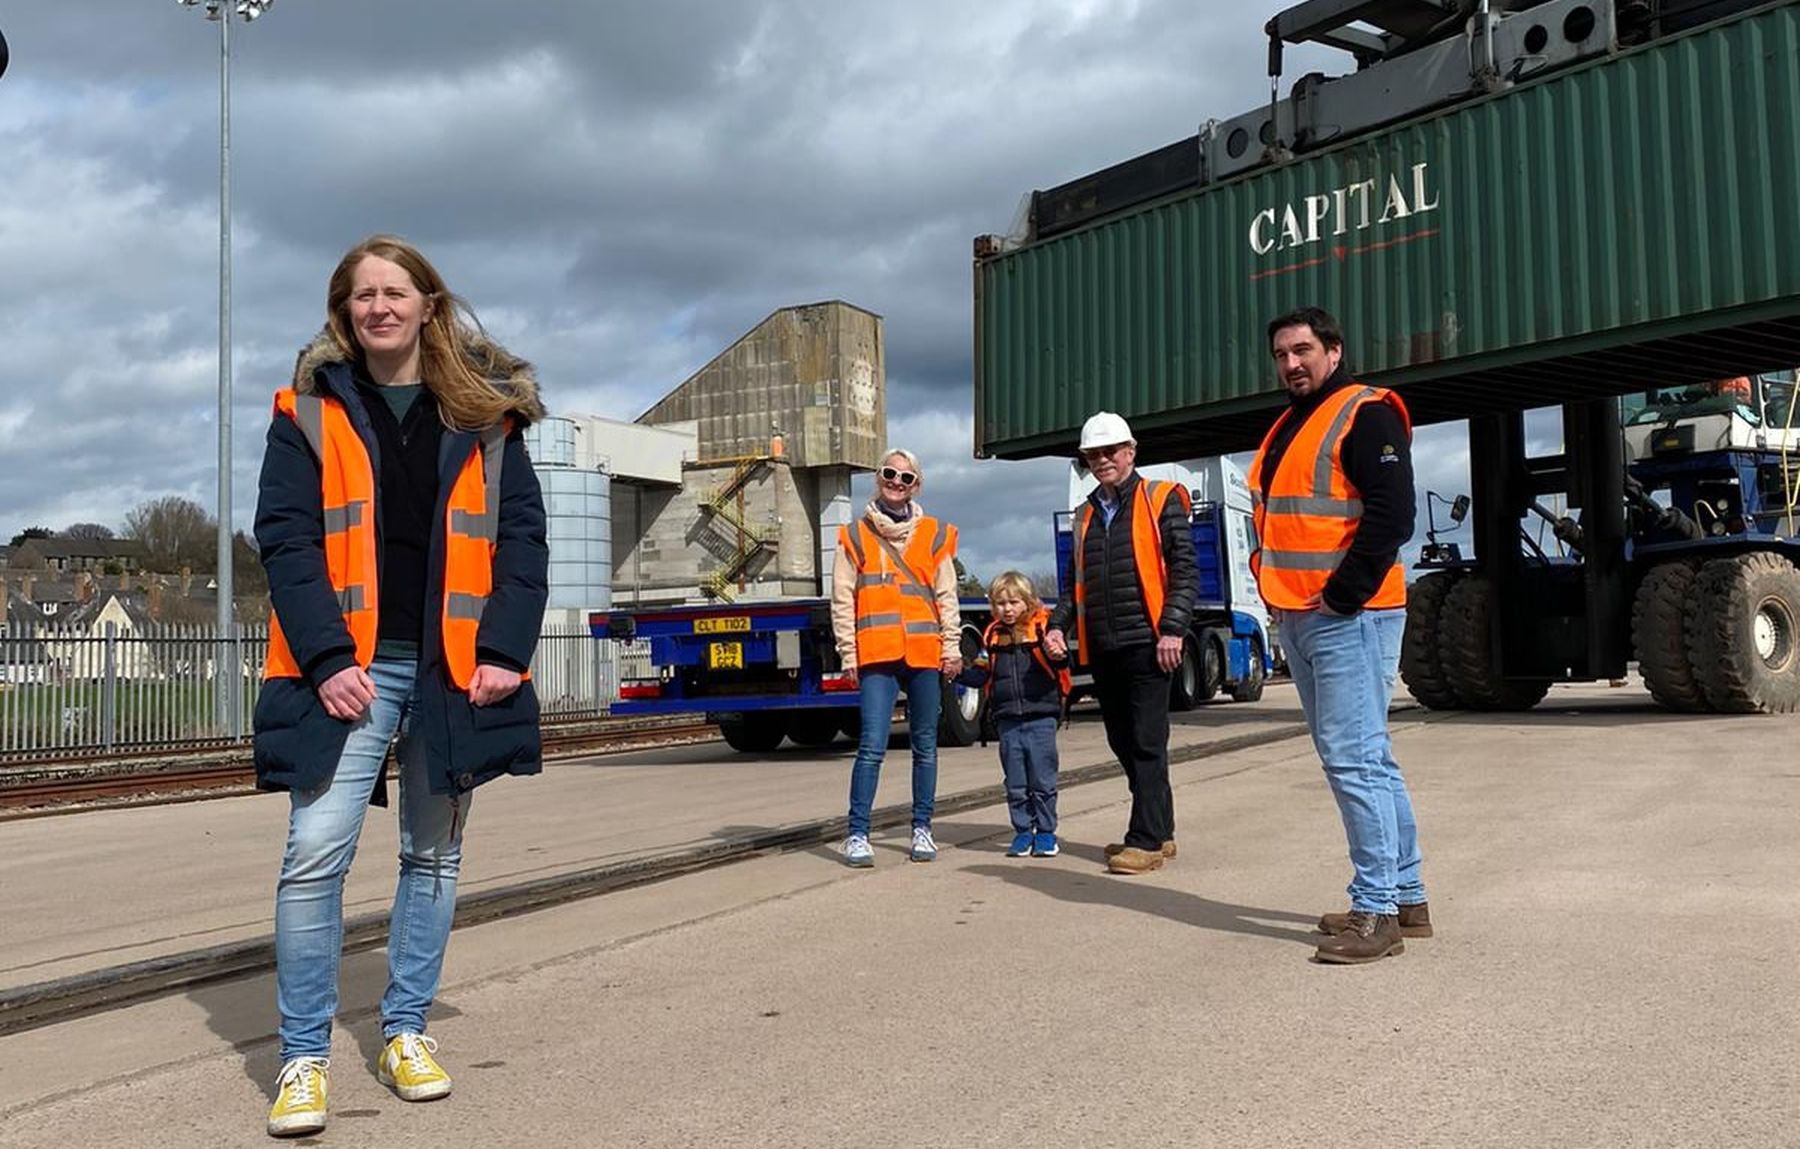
[695,617,750,634]
[708,642,744,669]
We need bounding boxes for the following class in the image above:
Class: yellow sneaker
[377,1032,452,1101]
[267,1056,329,1138]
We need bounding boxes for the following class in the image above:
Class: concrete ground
[2,680,1797,1147]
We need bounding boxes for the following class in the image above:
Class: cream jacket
[830,499,961,670]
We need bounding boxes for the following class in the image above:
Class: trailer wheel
[1169,637,1201,712]
[1401,570,1463,709]
[1632,559,1705,711]
[938,677,982,747]
[1686,552,1800,713]
[1228,634,1266,702]
[788,709,849,748]
[718,712,787,753]
[1439,575,1551,710]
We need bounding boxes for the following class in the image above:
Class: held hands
[941,656,964,681]
[318,665,376,722]
[468,664,524,707]
[1042,628,1068,659]
[1155,634,1184,674]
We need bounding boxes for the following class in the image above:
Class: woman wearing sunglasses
[830,449,964,867]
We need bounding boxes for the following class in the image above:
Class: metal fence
[0,621,651,763]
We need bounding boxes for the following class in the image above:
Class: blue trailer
[592,463,1273,751]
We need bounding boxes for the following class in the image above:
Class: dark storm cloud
[0,0,1351,582]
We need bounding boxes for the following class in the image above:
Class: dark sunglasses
[879,466,918,487]
[1081,443,1128,461]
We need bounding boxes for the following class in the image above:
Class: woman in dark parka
[255,235,547,1138]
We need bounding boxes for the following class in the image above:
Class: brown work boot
[1318,902,1433,938]
[1104,840,1177,859]
[1106,846,1165,875]
[1313,911,1404,964]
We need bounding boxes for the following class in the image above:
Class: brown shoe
[1318,902,1433,938]
[1106,846,1165,875]
[1104,840,1177,859]
[1313,911,1404,964]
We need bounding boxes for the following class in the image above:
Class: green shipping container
[974,0,1800,461]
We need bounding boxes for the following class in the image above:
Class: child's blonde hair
[986,570,1040,640]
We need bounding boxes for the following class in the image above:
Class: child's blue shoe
[1032,832,1060,857]
[1006,831,1034,857]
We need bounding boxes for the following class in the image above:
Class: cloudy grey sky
[0,0,1484,583]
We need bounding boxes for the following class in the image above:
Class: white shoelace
[845,835,870,855]
[277,1057,328,1105]
[395,1033,440,1074]
[913,828,936,850]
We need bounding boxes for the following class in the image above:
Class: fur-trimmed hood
[290,327,546,425]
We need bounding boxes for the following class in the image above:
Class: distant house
[9,538,148,575]
[0,589,52,684]
[40,591,164,680]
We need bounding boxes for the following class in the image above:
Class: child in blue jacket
[960,570,1070,857]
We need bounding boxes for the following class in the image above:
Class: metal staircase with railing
[697,456,777,602]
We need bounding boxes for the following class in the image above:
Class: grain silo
[523,416,612,611]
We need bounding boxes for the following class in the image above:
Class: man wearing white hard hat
[1045,411,1197,875]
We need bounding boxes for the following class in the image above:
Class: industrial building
[525,300,885,614]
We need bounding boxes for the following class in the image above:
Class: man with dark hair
[1247,306,1429,964]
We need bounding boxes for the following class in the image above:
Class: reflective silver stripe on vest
[930,521,949,554]
[845,524,867,566]
[903,621,939,636]
[1311,387,1379,498]
[857,612,903,631]
[323,501,368,534]
[291,392,326,459]
[1263,495,1363,517]
[446,591,487,622]
[898,584,936,603]
[856,573,897,589]
[338,585,368,613]
[1259,547,1349,571]
[449,507,498,544]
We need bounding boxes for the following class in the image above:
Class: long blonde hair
[325,234,530,431]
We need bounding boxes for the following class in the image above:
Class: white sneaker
[910,826,938,862]
[843,834,873,867]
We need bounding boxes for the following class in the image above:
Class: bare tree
[60,522,116,540]
[1027,569,1062,599]
[123,496,216,575]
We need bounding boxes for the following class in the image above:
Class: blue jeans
[997,715,1059,834]
[275,658,468,1060]
[1283,608,1425,916]
[846,662,941,836]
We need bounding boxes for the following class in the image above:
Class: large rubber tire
[1685,552,1800,714]
[1400,570,1462,709]
[1632,560,1706,712]
[1229,634,1266,702]
[938,676,982,747]
[1169,637,1201,712]
[1439,576,1551,711]
[718,712,787,753]
[1198,636,1223,701]
[788,709,849,748]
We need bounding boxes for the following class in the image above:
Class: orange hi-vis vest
[982,607,1072,698]
[262,387,515,691]
[840,515,956,670]
[1072,478,1191,662]
[1246,383,1411,611]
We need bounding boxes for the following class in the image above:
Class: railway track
[0,719,720,816]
